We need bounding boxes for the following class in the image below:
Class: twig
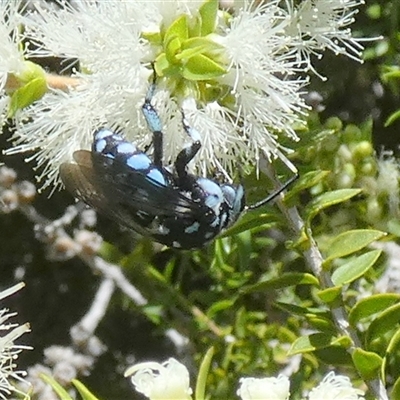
[258,161,388,400]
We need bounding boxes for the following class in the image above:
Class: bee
[60,81,297,249]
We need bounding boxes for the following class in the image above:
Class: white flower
[0,1,26,91]
[0,283,31,400]
[283,0,365,76]
[2,0,366,190]
[376,151,400,218]
[237,375,290,400]
[307,372,365,400]
[125,358,192,400]
[0,0,26,124]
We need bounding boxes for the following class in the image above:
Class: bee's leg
[142,81,163,168]
[174,112,201,188]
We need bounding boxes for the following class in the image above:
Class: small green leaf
[275,302,330,317]
[141,31,162,45]
[182,54,226,80]
[195,347,214,400]
[331,250,381,286]
[72,380,100,400]
[349,294,400,326]
[289,333,345,355]
[386,325,400,355]
[382,327,400,382]
[40,374,73,400]
[307,316,336,333]
[325,230,386,262]
[241,273,318,294]
[7,61,47,117]
[315,346,352,365]
[207,300,235,316]
[164,14,188,44]
[391,375,400,400]
[154,53,168,73]
[219,212,277,238]
[165,35,182,63]
[285,170,330,201]
[352,348,382,380]
[382,68,400,81]
[180,37,224,57]
[142,305,164,324]
[366,303,400,346]
[8,78,47,118]
[385,109,400,127]
[199,0,218,36]
[305,189,362,225]
[317,286,342,304]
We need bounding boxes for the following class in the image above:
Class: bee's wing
[60,151,102,208]
[60,150,213,229]
[60,151,154,237]
[89,151,212,221]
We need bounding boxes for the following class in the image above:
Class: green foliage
[7,61,47,118]
[324,230,386,262]
[195,347,214,400]
[145,0,228,101]
[39,375,100,400]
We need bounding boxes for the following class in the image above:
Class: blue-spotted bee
[60,80,297,249]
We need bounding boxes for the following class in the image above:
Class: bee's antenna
[246,173,299,210]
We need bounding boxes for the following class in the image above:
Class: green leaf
[182,54,226,80]
[164,14,188,44]
[331,250,381,286]
[179,37,224,58]
[305,189,362,225]
[195,347,214,400]
[307,315,336,333]
[275,302,329,317]
[219,212,277,238]
[315,346,352,365]
[40,374,73,400]
[391,375,400,400]
[366,303,400,346]
[207,299,235,316]
[199,0,218,36]
[8,79,47,118]
[382,68,400,81]
[349,294,400,326]
[352,348,382,380]
[385,109,400,127]
[382,327,400,382]
[317,286,342,304]
[289,333,347,355]
[325,230,386,262]
[241,273,318,294]
[142,305,164,324]
[7,61,48,117]
[386,325,400,355]
[72,380,100,400]
[141,30,162,45]
[285,170,330,201]
[165,35,182,63]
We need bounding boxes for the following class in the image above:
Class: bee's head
[220,184,245,226]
